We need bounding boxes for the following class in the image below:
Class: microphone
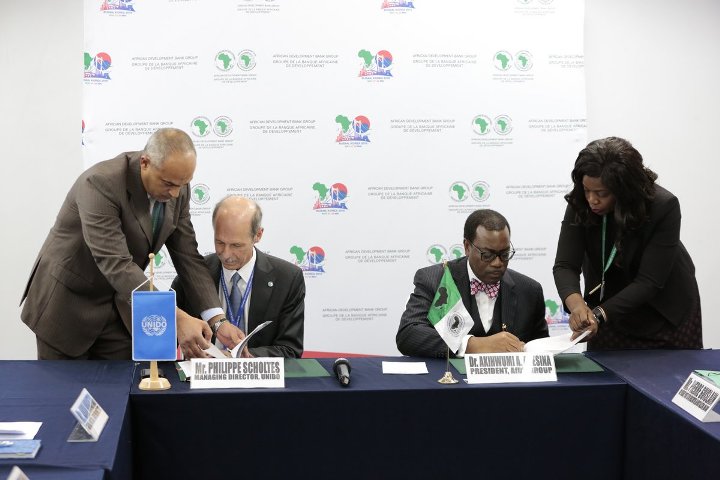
[333,358,352,387]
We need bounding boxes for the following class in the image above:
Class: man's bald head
[212,196,264,270]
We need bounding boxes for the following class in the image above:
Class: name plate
[190,358,285,389]
[672,372,720,422]
[465,353,557,384]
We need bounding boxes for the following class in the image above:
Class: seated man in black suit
[397,209,548,357]
[172,196,304,357]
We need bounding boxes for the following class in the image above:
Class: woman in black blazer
[553,137,702,350]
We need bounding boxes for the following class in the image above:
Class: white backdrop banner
[83,0,586,355]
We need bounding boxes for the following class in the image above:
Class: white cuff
[201,307,225,321]
[455,335,473,357]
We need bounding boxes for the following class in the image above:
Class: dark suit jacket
[396,257,548,358]
[172,250,304,358]
[553,184,699,337]
[20,152,222,357]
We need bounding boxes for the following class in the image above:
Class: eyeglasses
[466,241,515,263]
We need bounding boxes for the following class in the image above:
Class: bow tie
[470,278,500,299]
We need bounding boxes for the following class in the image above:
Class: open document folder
[524,330,591,355]
[203,320,273,359]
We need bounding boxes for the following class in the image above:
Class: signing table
[3,352,719,479]
[129,357,625,480]
[588,349,720,479]
[0,361,134,480]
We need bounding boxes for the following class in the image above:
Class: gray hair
[143,128,196,167]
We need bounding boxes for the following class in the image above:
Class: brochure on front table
[0,439,41,459]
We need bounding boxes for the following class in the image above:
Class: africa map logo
[449,181,490,202]
[358,49,393,78]
[335,115,371,143]
[84,52,112,80]
[290,246,326,273]
[545,299,569,325]
[494,50,533,72]
[190,116,233,137]
[313,182,348,211]
[426,244,464,264]
[152,247,172,270]
[215,50,256,71]
[101,0,135,13]
[191,184,210,205]
[472,115,512,136]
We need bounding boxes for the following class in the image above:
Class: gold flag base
[138,360,171,391]
[437,371,459,384]
[438,346,459,384]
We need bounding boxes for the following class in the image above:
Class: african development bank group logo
[426,244,465,264]
[472,115,512,135]
[84,52,112,80]
[290,246,326,274]
[215,50,256,71]
[101,0,135,14]
[191,184,210,205]
[190,116,233,137]
[313,182,348,212]
[141,315,167,336]
[449,181,490,203]
[151,247,173,270]
[336,115,371,144]
[494,50,533,71]
[358,49,393,79]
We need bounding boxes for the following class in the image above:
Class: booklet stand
[67,388,109,443]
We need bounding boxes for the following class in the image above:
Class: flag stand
[139,253,171,391]
[438,347,459,384]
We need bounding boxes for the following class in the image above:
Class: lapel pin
[268,281,274,287]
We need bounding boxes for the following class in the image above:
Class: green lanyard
[599,214,617,301]
[588,214,617,301]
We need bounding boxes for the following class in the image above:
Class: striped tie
[230,272,244,332]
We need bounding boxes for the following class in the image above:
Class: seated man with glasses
[396,209,548,357]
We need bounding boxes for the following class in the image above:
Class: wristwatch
[211,318,228,335]
[592,306,607,326]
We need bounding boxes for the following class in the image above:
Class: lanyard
[219,269,254,329]
[599,214,617,301]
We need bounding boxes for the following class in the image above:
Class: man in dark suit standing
[21,128,227,360]
[397,209,548,358]
[172,196,304,358]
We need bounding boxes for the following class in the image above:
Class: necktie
[229,272,244,332]
[151,201,165,244]
[470,278,500,299]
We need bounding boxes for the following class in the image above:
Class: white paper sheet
[0,422,42,440]
[382,361,429,374]
[524,330,591,355]
[203,342,229,359]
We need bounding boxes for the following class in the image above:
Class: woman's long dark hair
[565,137,657,245]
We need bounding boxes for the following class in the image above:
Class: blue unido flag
[132,291,177,361]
